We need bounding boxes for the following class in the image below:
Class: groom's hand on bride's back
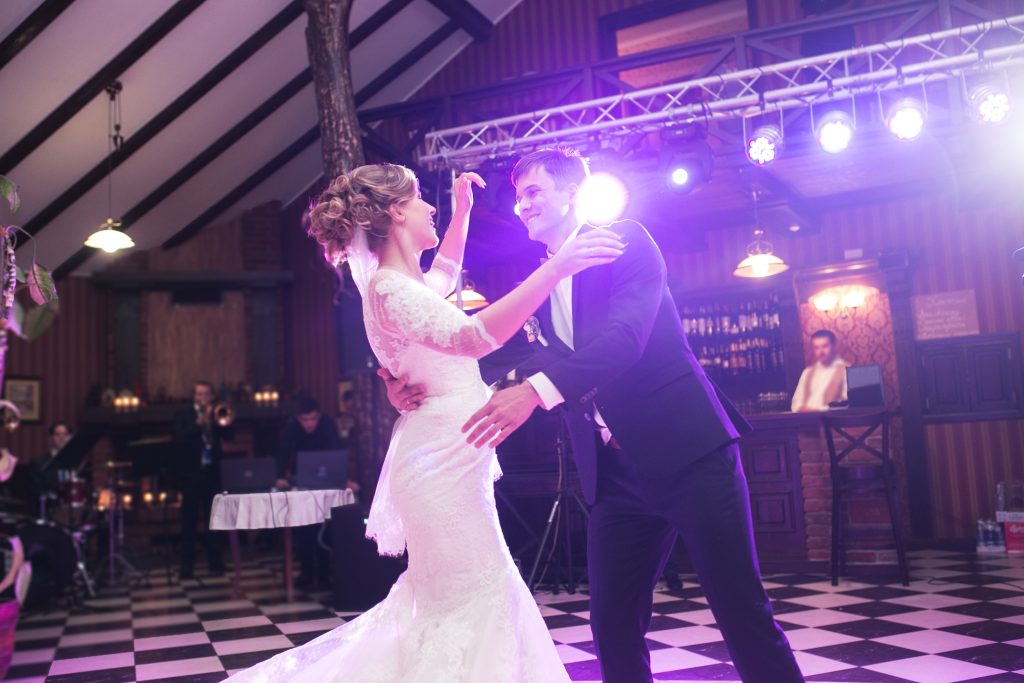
[462,382,541,449]
[378,368,427,412]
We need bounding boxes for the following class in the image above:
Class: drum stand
[527,427,589,594]
[94,491,143,587]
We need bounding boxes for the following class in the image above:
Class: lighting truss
[420,14,1024,167]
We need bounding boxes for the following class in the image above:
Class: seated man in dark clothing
[276,395,358,589]
[28,422,74,519]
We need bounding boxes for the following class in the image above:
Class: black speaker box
[331,504,406,611]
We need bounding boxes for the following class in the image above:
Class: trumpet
[211,402,235,428]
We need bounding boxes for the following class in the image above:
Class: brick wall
[801,425,903,566]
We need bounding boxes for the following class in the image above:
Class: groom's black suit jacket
[480,219,751,505]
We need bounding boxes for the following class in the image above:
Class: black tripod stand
[527,425,589,594]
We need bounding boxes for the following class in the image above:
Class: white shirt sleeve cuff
[526,373,565,411]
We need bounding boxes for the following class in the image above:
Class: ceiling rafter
[349,0,414,45]
[21,1,305,239]
[152,17,471,258]
[0,0,206,174]
[425,0,492,41]
[0,0,75,71]
[52,70,313,278]
[355,19,458,106]
[24,0,425,241]
[56,1,497,274]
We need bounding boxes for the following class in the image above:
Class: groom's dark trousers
[590,439,798,683]
[479,219,802,683]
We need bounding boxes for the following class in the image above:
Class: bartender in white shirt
[791,329,848,413]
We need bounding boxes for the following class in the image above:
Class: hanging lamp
[85,82,134,254]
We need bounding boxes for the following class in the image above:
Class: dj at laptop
[276,394,359,589]
[276,395,360,494]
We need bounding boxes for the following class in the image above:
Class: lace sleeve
[369,271,499,360]
[422,253,461,297]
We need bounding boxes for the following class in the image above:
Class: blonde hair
[307,164,418,265]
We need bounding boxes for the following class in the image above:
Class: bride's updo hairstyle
[307,163,418,266]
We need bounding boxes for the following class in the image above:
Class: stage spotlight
[746,125,783,166]
[669,167,690,187]
[815,110,854,154]
[969,82,1011,124]
[578,172,628,225]
[887,98,926,141]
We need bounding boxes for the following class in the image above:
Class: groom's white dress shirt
[525,226,613,443]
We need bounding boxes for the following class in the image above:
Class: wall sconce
[811,285,876,318]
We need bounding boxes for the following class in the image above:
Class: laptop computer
[846,364,886,408]
[296,450,349,490]
[220,457,277,494]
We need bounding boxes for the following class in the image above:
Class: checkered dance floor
[7,549,1024,682]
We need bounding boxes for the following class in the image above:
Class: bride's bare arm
[474,228,625,346]
[434,172,485,271]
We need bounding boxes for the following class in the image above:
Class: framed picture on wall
[4,377,41,423]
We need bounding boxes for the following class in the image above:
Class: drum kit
[0,453,149,610]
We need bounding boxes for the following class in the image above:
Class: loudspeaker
[331,504,406,611]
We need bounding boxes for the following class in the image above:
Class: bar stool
[822,410,910,586]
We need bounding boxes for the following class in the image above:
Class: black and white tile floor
[7,549,1024,682]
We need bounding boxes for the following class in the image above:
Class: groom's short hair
[511,147,589,189]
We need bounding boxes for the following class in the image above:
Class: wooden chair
[822,410,910,586]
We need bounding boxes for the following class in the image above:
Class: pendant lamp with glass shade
[85,82,134,254]
[446,270,489,311]
[733,190,788,279]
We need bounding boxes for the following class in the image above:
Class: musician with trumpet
[174,380,230,579]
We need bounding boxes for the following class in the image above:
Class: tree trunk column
[302,0,365,177]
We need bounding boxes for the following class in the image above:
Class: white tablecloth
[210,489,355,531]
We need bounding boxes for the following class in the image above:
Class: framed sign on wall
[4,377,41,423]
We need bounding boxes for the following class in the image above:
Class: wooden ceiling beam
[425,0,492,41]
[0,0,205,174]
[0,0,75,71]
[21,1,304,238]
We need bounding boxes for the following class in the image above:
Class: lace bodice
[363,257,499,399]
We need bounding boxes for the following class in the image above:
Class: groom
[383,147,802,683]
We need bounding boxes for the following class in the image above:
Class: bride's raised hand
[452,171,486,215]
[549,227,626,278]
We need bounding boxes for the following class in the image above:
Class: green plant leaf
[0,176,20,214]
[22,300,58,341]
[27,262,57,305]
[6,299,24,339]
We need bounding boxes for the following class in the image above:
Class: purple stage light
[746,125,783,166]
[887,98,925,141]
[669,167,690,186]
[816,110,854,154]
[970,83,1011,124]
[578,172,628,225]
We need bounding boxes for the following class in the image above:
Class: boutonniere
[524,316,548,346]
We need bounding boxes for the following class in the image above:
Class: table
[210,489,355,601]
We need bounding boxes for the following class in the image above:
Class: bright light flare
[669,167,690,186]
[970,83,1011,124]
[578,172,628,225]
[746,125,783,166]
[816,111,854,154]
[887,98,925,140]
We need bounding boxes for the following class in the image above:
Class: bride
[226,163,624,682]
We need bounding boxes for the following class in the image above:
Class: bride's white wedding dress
[227,256,570,683]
